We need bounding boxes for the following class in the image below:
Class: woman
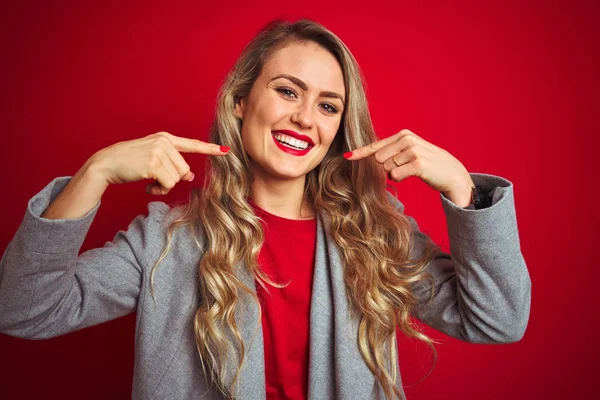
[0,19,531,400]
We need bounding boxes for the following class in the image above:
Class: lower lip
[271,135,313,156]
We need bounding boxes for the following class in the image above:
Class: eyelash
[275,86,340,114]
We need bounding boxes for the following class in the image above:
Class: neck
[249,165,315,221]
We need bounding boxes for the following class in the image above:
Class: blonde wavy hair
[150,19,441,400]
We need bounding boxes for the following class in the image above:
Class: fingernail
[343,151,352,159]
[189,172,195,182]
[220,146,230,153]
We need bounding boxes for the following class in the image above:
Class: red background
[0,0,597,399]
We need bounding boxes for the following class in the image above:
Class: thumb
[182,171,195,182]
[146,182,170,195]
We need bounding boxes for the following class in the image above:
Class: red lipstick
[271,130,314,156]
[271,130,315,146]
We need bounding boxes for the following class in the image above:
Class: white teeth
[273,133,310,150]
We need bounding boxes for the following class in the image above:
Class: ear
[234,98,246,120]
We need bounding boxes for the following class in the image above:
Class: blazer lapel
[307,213,377,399]
[226,259,267,399]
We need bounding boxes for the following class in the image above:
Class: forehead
[261,42,345,96]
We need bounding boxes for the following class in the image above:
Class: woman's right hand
[88,131,230,195]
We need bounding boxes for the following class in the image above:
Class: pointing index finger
[170,136,230,155]
[345,135,396,160]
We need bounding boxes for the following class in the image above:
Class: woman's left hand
[345,129,475,207]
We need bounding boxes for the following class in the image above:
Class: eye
[320,102,340,114]
[275,86,297,98]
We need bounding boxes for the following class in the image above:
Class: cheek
[249,96,287,124]
[240,115,261,152]
[321,120,342,145]
[240,102,269,142]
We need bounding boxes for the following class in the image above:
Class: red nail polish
[343,151,352,159]
[220,146,230,153]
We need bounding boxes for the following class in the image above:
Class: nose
[291,101,314,130]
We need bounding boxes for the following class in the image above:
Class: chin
[270,168,307,180]
[250,156,313,181]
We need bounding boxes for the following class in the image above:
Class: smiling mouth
[271,133,314,150]
[270,134,314,156]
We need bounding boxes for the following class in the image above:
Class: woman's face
[235,41,345,181]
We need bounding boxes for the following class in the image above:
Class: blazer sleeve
[387,172,532,344]
[0,176,170,340]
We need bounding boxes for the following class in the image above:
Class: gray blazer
[0,172,531,400]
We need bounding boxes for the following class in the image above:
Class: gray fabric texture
[0,172,531,399]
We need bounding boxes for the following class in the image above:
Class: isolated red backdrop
[0,0,597,399]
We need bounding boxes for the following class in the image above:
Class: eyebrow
[269,74,345,106]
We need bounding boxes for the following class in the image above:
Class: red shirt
[248,199,317,400]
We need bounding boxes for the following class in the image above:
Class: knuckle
[374,152,386,164]
[149,157,161,170]
[189,139,204,150]
[151,145,165,158]
[400,135,415,148]
[148,131,166,141]
[412,157,425,169]
[154,135,171,147]
[406,144,419,157]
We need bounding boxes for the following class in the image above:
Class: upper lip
[271,130,315,146]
